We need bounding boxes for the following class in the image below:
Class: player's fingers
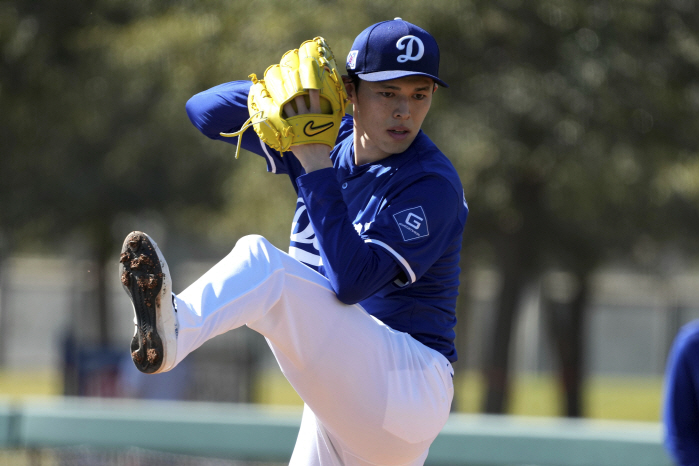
[295,95,309,114]
[284,102,297,117]
[309,89,321,114]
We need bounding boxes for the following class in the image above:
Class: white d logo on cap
[396,35,424,63]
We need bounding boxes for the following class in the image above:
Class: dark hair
[350,75,361,92]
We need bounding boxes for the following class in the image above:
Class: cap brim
[357,70,449,88]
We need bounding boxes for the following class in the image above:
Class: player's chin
[383,133,416,154]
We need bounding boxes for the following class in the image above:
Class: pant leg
[173,235,287,363]
[289,404,343,466]
[174,235,453,465]
[289,404,432,466]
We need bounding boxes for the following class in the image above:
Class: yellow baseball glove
[221,37,348,158]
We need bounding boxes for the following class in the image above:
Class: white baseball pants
[173,235,454,466]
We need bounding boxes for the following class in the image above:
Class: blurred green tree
[2,0,699,417]
[1,0,237,344]
[421,0,699,416]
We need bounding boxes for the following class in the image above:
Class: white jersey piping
[364,239,416,285]
[260,139,277,173]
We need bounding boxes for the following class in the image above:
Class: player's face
[347,75,435,164]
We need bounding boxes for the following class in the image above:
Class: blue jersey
[664,321,699,465]
[186,81,468,362]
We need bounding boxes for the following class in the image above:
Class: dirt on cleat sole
[120,232,165,373]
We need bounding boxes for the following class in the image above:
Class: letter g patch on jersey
[393,206,429,241]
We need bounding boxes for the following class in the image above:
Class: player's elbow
[333,285,368,306]
[185,96,216,138]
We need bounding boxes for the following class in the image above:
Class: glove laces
[220,110,265,159]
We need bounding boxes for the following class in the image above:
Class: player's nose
[393,96,411,120]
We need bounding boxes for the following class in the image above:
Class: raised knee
[229,234,284,278]
[233,235,275,258]
[234,234,267,249]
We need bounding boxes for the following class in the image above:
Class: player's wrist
[291,143,332,172]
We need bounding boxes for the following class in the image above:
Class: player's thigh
[251,266,452,463]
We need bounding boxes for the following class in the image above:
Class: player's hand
[284,89,333,173]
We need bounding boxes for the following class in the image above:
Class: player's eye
[380,92,394,98]
[413,94,427,100]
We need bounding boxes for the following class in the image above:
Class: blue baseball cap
[346,18,448,88]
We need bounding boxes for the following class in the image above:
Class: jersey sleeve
[185,81,287,174]
[663,323,699,466]
[296,168,405,304]
[361,174,468,286]
[296,169,466,303]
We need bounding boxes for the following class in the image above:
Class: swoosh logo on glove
[304,121,334,137]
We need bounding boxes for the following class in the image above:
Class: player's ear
[433,82,438,94]
[342,75,357,102]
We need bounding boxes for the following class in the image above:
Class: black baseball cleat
[119,231,178,374]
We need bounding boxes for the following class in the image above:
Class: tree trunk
[93,222,113,346]
[0,250,7,367]
[453,266,473,370]
[544,272,590,417]
[481,178,544,414]
[482,245,527,414]
[96,251,109,345]
[451,265,473,412]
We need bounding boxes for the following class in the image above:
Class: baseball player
[120,18,468,465]
[664,321,699,465]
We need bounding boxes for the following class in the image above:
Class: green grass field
[254,370,664,422]
[0,369,62,398]
[0,369,663,422]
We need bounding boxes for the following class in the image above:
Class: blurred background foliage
[2,0,699,417]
